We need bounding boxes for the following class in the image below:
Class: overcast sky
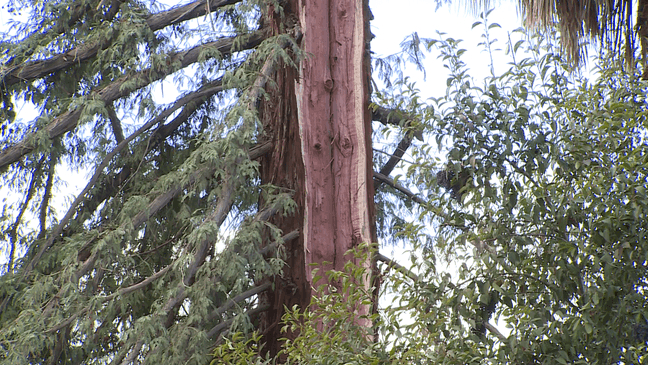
[371,1,523,95]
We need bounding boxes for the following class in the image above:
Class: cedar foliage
[1,0,301,363]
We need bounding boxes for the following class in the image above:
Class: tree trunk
[258,0,376,356]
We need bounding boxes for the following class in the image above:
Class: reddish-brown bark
[258,0,376,356]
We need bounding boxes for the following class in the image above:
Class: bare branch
[371,105,423,141]
[373,170,426,206]
[376,253,419,282]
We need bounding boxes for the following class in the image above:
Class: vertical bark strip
[296,0,373,282]
[259,0,375,355]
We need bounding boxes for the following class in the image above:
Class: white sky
[371,0,523,96]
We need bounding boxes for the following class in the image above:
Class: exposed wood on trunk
[258,0,376,356]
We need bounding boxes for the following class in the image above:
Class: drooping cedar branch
[44,44,292,358]
[0,142,272,317]
[72,78,226,239]
[46,220,294,337]
[48,186,291,365]
[160,192,287,328]
[0,31,265,171]
[1,0,242,87]
[86,143,273,266]
[46,264,174,334]
[24,78,226,280]
[152,33,297,360]
[75,33,289,282]
[5,0,124,71]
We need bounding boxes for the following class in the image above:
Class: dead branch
[371,105,424,141]
[373,170,426,205]
[376,253,419,282]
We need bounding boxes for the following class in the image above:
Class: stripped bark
[258,0,376,356]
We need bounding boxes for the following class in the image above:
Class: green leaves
[370,9,648,364]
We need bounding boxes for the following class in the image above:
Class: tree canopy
[1,0,647,364]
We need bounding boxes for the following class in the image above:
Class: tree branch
[259,229,299,257]
[373,170,426,206]
[1,0,242,87]
[7,155,46,271]
[207,304,270,339]
[0,31,266,171]
[484,322,507,341]
[72,79,227,243]
[378,253,507,342]
[371,105,424,141]
[46,223,294,337]
[207,282,272,323]
[376,134,414,185]
[46,263,174,334]
[376,253,419,282]
[24,79,226,281]
[161,194,284,328]
[106,104,125,144]
[1,142,272,318]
